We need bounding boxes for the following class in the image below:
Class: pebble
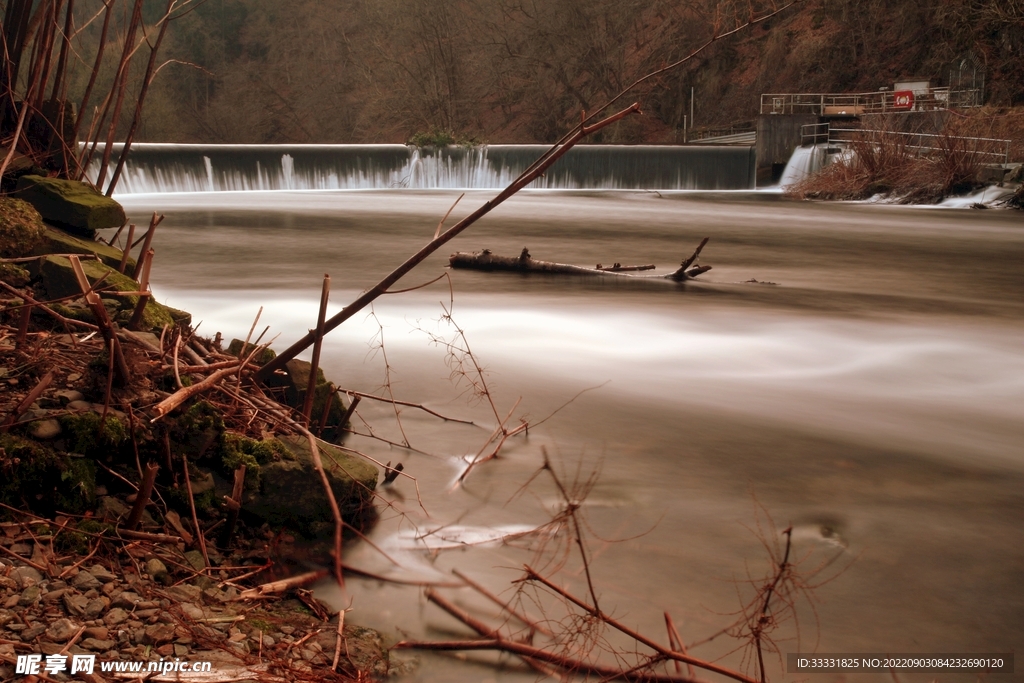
[84,597,108,618]
[42,588,66,602]
[30,419,61,440]
[111,591,141,609]
[54,389,85,405]
[88,564,118,583]
[11,566,43,589]
[21,625,47,640]
[44,618,80,643]
[142,624,176,645]
[18,585,41,606]
[63,593,89,616]
[81,638,116,651]
[71,571,101,591]
[103,607,129,626]
[145,557,166,581]
[83,626,109,640]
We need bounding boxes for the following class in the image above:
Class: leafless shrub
[788,120,995,203]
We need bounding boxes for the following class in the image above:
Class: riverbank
[1,193,386,682]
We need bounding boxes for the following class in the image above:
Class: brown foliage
[787,120,997,203]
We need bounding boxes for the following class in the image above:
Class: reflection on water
[115,190,1024,682]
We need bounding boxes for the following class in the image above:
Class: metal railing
[799,122,1011,163]
[761,88,954,116]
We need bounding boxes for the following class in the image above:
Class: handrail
[798,122,1011,163]
[760,87,965,115]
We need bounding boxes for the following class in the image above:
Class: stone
[189,469,215,497]
[10,566,42,589]
[142,624,176,645]
[180,602,206,621]
[66,400,92,412]
[97,496,130,522]
[263,360,348,442]
[42,588,67,602]
[72,571,101,591]
[30,419,62,440]
[0,263,30,286]
[81,638,116,651]
[155,643,174,656]
[21,625,46,640]
[44,618,80,643]
[110,591,141,609]
[88,564,117,583]
[14,175,126,237]
[173,644,189,657]
[183,550,206,572]
[18,585,40,606]
[28,254,188,331]
[0,197,46,258]
[144,558,168,581]
[54,390,85,405]
[104,607,129,626]
[33,224,134,270]
[83,626,109,640]
[227,339,276,365]
[243,434,378,537]
[84,597,108,618]
[165,584,201,603]
[63,593,89,616]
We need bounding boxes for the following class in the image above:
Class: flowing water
[111,186,1024,683]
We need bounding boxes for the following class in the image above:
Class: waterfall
[779,145,831,188]
[88,143,757,194]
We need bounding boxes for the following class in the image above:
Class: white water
[91,143,755,193]
[779,144,827,188]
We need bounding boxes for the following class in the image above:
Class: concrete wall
[755,114,820,187]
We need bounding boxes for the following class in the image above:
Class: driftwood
[449,238,712,282]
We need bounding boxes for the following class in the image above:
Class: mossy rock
[31,224,135,271]
[242,434,377,537]
[0,434,96,515]
[0,262,30,286]
[59,412,128,458]
[0,197,46,257]
[14,175,126,237]
[219,434,288,490]
[264,359,348,442]
[227,338,276,365]
[30,254,184,331]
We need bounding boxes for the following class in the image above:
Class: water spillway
[91,143,756,193]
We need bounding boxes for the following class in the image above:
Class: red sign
[892,90,915,110]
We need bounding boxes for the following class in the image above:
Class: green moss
[0,262,31,286]
[0,197,46,257]
[181,400,224,432]
[227,339,276,364]
[14,175,126,236]
[50,302,96,323]
[33,224,134,271]
[0,434,96,514]
[220,434,287,490]
[59,412,128,457]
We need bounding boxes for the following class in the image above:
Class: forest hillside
[41,0,1024,144]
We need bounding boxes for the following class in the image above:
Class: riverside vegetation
[0,187,388,681]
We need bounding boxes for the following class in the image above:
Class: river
[112,188,1024,683]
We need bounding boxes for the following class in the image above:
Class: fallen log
[449,239,712,282]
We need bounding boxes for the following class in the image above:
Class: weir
[90,143,756,193]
